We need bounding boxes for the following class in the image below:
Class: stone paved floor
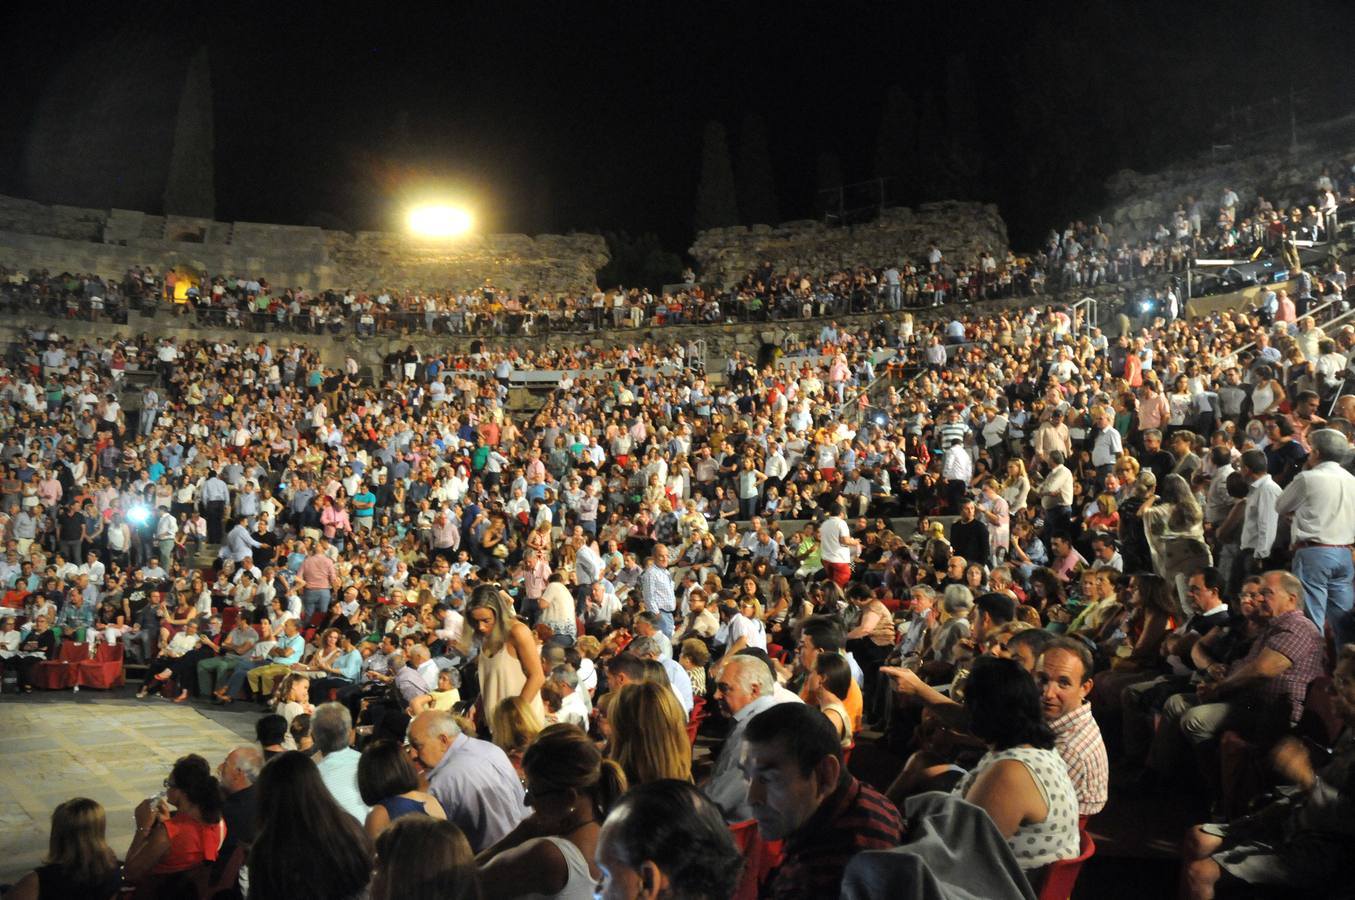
[0,694,257,885]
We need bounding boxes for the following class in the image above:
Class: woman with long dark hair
[357,738,448,839]
[246,751,374,900]
[123,754,226,887]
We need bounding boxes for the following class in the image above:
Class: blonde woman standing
[465,585,545,737]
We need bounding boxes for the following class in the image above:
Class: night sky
[2,1,1353,253]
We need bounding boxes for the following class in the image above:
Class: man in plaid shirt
[743,703,903,900]
[1037,637,1109,817]
[1149,570,1324,779]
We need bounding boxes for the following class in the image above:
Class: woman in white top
[1249,365,1284,417]
[1166,375,1193,432]
[477,724,626,900]
[953,656,1079,871]
[724,597,767,655]
[274,673,315,748]
[1000,458,1031,513]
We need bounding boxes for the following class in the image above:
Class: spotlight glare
[408,205,473,237]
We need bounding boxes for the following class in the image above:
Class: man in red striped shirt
[743,703,903,900]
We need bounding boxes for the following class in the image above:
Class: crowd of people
[1,157,1355,898]
[6,151,1353,343]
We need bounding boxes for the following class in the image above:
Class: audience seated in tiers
[6,156,1355,900]
[8,152,1352,336]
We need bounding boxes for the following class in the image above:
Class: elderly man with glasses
[1144,570,1324,788]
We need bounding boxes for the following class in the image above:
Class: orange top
[801,675,863,732]
[153,815,225,874]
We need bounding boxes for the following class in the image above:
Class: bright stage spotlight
[407,204,473,237]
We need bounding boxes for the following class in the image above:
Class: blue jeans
[302,588,331,622]
[657,611,674,638]
[1292,545,1355,645]
[222,658,265,698]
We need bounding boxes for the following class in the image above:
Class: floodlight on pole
[407,204,474,237]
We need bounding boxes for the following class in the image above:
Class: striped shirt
[937,419,969,449]
[764,775,903,900]
[1049,703,1108,816]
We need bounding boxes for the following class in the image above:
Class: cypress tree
[694,121,739,232]
[163,47,216,218]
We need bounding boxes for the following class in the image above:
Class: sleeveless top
[153,815,225,874]
[1251,382,1276,415]
[820,700,854,748]
[36,862,122,900]
[954,746,1079,870]
[516,836,596,900]
[479,640,545,737]
[379,794,429,822]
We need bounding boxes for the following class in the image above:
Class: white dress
[955,745,1080,870]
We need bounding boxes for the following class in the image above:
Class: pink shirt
[1137,392,1169,431]
[297,553,337,591]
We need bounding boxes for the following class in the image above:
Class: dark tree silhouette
[163,46,216,219]
[737,112,779,226]
[694,121,739,231]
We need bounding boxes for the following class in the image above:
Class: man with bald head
[1333,394,1355,426]
[218,745,263,856]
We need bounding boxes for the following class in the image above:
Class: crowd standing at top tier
[1,164,1355,900]
[5,155,1355,337]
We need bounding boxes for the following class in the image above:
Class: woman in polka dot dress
[954,655,1081,871]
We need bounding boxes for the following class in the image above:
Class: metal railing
[1224,296,1346,362]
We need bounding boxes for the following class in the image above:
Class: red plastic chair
[686,696,708,745]
[78,642,126,690]
[1035,826,1095,900]
[1217,676,1340,818]
[32,641,89,690]
[728,820,783,900]
[220,606,240,634]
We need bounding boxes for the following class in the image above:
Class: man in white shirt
[940,437,972,512]
[547,666,591,728]
[818,500,858,587]
[154,506,177,570]
[410,643,441,691]
[80,550,105,588]
[573,535,603,591]
[1039,450,1075,536]
[1238,449,1281,569]
[1277,429,1355,644]
[584,580,621,628]
[1089,407,1122,481]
